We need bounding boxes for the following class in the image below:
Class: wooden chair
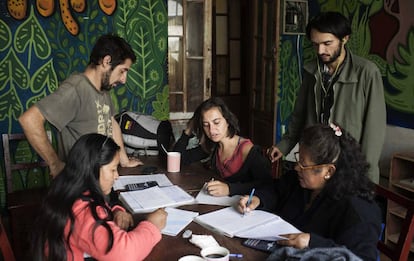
[375,184,414,261]
[0,217,16,261]
[2,133,50,260]
[262,148,282,179]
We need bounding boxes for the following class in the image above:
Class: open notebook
[120,185,195,213]
[194,206,301,241]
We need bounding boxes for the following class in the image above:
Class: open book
[194,206,301,241]
[120,185,195,213]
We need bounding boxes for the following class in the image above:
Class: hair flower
[329,123,342,137]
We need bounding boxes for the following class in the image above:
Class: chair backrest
[261,148,281,179]
[2,133,49,193]
[0,217,16,261]
[375,184,414,261]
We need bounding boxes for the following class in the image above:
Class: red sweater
[64,199,161,261]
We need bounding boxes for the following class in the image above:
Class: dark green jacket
[277,49,386,183]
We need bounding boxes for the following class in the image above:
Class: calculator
[125,181,158,191]
[242,238,279,253]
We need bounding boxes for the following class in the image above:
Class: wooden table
[119,156,269,261]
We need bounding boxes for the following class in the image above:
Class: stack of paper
[120,185,195,213]
[162,207,199,236]
[194,206,301,241]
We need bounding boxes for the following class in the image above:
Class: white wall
[379,125,414,185]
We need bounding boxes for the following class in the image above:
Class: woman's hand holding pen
[206,180,229,197]
[146,208,168,231]
[237,195,260,214]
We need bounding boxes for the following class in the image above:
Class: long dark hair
[193,97,240,152]
[32,134,120,260]
[300,124,374,201]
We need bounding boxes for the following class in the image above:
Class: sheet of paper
[120,185,195,213]
[195,189,240,206]
[113,174,173,190]
[162,207,199,236]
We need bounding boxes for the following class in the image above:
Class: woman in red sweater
[32,133,167,261]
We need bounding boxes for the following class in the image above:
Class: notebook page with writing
[194,206,278,238]
[120,185,195,213]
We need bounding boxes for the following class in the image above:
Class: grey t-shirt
[36,73,114,159]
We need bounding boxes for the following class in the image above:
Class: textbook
[120,185,195,213]
[194,206,301,241]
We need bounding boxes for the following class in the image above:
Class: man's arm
[111,117,143,167]
[18,106,64,177]
[360,68,386,183]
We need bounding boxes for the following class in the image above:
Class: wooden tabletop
[119,156,269,261]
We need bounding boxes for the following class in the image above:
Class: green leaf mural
[0,19,12,52]
[113,0,168,118]
[26,89,48,109]
[279,40,300,123]
[0,88,23,133]
[14,7,51,68]
[152,85,170,120]
[0,49,30,91]
[31,59,59,93]
[385,28,414,114]
[125,19,164,111]
[137,0,168,63]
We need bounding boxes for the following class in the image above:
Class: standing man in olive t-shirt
[19,34,143,178]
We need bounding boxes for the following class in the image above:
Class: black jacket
[257,171,382,261]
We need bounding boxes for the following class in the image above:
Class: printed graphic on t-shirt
[96,99,112,136]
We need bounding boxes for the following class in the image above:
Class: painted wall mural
[7,0,116,35]
[277,0,414,142]
[0,0,168,206]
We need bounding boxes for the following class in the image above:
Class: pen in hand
[204,178,214,192]
[243,188,255,216]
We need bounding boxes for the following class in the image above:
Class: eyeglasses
[294,152,333,171]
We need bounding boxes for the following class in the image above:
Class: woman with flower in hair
[238,123,382,261]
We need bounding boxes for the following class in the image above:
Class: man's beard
[319,42,343,65]
[101,70,112,91]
